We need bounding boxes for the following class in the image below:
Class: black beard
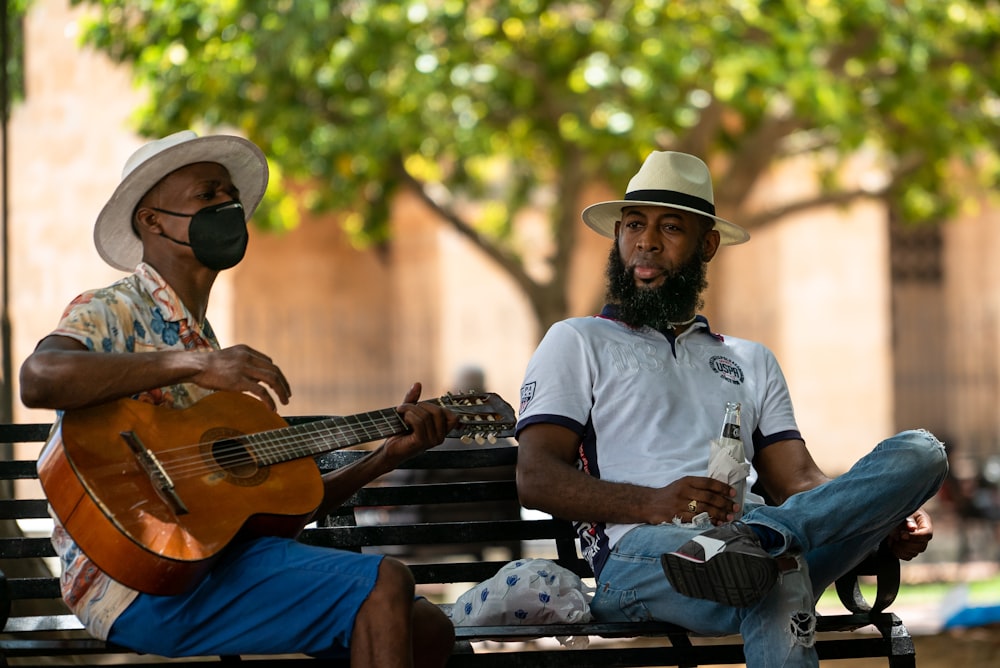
[605,241,708,331]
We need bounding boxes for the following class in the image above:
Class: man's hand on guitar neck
[313,382,458,518]
[382,382,459,466]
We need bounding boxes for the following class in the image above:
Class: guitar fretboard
[242,408,409,466]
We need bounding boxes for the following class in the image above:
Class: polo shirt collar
[597,304,720,341]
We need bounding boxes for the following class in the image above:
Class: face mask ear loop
[150,206,196,219]
[158,231,193,249]
[144,207,193,247]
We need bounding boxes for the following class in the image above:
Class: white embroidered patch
[519,381,536,413]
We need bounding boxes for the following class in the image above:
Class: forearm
[312,446,399,520]
[518,456,664,525]
[772,472,832,504]
[755,439,832,505]
[20,348,207,410]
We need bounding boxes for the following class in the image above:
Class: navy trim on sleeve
[752,428,804,452]
[515,413,586,440]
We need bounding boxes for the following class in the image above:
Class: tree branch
[714,114,803,213]
[733,142,928,229]
[738,187,885,230]
[675,98,725,157]
[391,158,541,297]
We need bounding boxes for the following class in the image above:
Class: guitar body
[38,392,324,596]
[37,388,515,596]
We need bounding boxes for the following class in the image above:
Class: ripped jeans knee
[739,553,820,667]
[788,608,816,648]
[778,555,816,650]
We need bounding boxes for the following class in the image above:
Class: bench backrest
[0,417,587,624]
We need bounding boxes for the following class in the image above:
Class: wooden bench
[0,418,917,666]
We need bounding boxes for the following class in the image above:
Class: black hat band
[624,189,715,217]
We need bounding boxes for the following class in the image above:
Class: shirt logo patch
[519,381,536,413]
[709,355,744,385]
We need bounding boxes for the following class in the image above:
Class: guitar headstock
[438,392,516,445]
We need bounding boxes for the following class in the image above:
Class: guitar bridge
[120,431,190,516]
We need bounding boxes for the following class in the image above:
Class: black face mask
[152,201,249,270]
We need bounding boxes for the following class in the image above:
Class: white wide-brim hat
[582,151,749,246]
[94,130,269,271]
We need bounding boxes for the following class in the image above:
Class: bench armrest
[833,541,900,613]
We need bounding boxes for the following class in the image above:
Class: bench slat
[2,613,83,633]
[325,480,520,516]
[316,447,518,472]
[0,536,55,559]
[0,460,42,478]
[0,424,51,442]
[300,519,575,549]
[0,499,51,520]
[6,577,62,600]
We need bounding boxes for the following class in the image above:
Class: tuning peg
[460,434,472,444]
[487,434,497,444]
[475,433,486,445]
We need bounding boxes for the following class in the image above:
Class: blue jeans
[589,429,948,668]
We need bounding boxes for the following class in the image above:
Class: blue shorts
[107,536,383,658]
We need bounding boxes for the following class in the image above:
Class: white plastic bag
[450,558,593,628]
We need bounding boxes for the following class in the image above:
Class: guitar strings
[158,411,408,481]
[128,397,506,483]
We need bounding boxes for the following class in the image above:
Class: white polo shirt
[516,309,802,576]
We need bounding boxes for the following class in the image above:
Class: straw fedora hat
[93,130,269,271]
[582,151,749,246]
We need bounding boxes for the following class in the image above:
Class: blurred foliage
[69,0,1000,331]
[3,0,32,108]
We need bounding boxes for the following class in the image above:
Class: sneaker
[660,522,778,607]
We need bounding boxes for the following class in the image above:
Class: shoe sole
[660,550,778,607]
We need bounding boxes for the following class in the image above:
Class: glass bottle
[718,401,746,520]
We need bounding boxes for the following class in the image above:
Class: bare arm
[19,334,291,411]
[310,382,459,519]
[516,423,737,525]
[753,438,831,504]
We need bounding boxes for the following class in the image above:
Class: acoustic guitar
[37,390,515,596]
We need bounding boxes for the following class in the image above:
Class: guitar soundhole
[203,428,269,487]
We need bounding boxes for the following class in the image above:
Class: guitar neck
[244,408,408,466]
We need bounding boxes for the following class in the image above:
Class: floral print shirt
[45,262,220,640]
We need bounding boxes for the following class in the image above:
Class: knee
[897,428,948,468]
[376,564,453,667]
[768,558,817,649]
[369,557,416,604]
[886,429,949,483]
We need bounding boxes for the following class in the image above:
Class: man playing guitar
[20,131,458,667]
